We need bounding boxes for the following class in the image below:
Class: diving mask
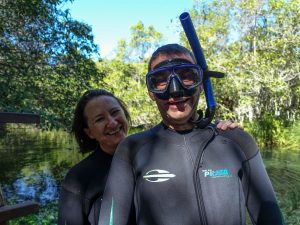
[146,59,203,99]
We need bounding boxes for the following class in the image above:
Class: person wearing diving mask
[98,44,284,225]
[146,45,204,131]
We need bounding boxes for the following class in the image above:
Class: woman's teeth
[107,126,122,135]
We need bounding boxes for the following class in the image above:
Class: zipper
[192,127,215,225]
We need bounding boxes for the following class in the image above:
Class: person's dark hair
[72,89,131,153]
[148,43,196,71]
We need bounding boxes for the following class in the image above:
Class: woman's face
[83,95,128,155]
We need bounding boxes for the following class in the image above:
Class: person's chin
[108,130,126,143]
[116,131,126,141]
[167,110,191,123]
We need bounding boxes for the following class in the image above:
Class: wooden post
[0,113,40,224]
[0,185,5,207]
[0,112,40,124]
[0,201,39,223]
[0,185,7,225]
[0,184,39,224]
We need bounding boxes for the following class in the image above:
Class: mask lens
[148,69,171,91]
[175,67,201,88]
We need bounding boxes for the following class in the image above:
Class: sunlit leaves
[95,59,160,127]
[129,21,163,61]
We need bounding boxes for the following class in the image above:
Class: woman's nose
[106,116,118,128]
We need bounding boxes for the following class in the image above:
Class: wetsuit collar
[161,122,194,134]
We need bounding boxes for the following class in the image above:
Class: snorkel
[179,12,224,128]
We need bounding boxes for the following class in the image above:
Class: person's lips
[168,98,188,104]
[106,125,122,135]
[167,98,190,110]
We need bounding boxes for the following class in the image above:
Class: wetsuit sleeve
[58,186,86,225]
[219,129,284,224]
[98,155,135,225]
[244,151,284,225]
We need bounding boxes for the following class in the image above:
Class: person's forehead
[84,96,120,117]
[150,53,195,70]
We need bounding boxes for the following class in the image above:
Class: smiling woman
[57,89,133,225]
[83,95,129,155]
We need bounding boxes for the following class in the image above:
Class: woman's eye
[111,109,121,115]
[95,117,104,122]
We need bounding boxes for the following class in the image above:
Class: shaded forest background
[1,0,299,149]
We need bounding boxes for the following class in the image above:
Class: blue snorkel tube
[180,12,224,128]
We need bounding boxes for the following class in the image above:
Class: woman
[58,89,132,225]
[58,89,240,225]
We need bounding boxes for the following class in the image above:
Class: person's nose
[169,76,184,98]
[106,116,118,128]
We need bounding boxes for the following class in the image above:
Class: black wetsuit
[58,148,112,225]
[98,123,284,225]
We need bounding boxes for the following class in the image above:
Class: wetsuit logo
[143,169,176,182]
[202,169,231,178]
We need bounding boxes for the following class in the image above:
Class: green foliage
[129,21,163,61]
[95,22,163,128]
[244,113,287,148]
[1,0,299,149]
[0,0,101,129]
[180,0,232,55]
[111,21,163,62]
[178,0,300,148]
[282,121,300,151]
[95,59,160,127]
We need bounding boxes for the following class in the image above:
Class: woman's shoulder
[61,151,111,195]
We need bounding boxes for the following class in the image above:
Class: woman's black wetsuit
[58,148,112,225]
[98,123,284,225]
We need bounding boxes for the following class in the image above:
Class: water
[262,151,300,225]
[0,127,86,224]
[0,128,299,224]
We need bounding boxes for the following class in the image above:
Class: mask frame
[146,64,202,92]
[146,59,203,100]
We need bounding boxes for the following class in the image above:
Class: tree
[114,39,129,62]
[95,21,164,127]
[128,21,163,61]
[229,0,300,123]
[178,0,299,147]
[95,59,160,128]
[0,0,101,129]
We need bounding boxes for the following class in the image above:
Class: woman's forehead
[84,96,121,117]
